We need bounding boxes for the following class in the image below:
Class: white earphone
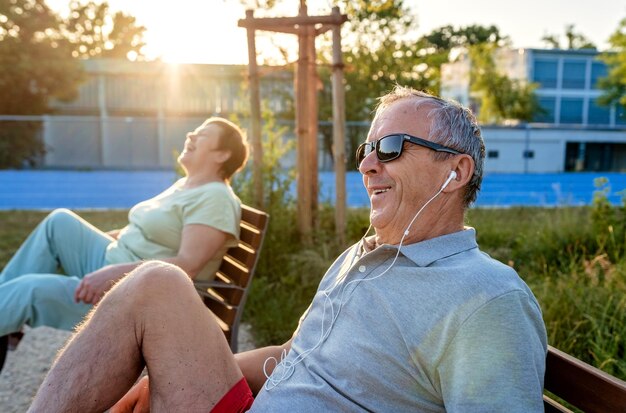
[264,168,460,390]
[440,170,457,191]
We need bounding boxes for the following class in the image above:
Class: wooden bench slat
[238,222,262,245]
[217,257,249,286]
[194,204,268,352]
[241,205,267,228]
[226,245,255,268]
[544,345,626,413]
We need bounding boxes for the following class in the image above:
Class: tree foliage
[411,24,508,96]
[329,4,509,122]
[541,24,596,50]
[0,0,146,115]
[0,0,145,168]
[239,1,517,164]
[62,1,146,59]
[598,18,626,112]
[0,0,83,114]
[469,44,541,123]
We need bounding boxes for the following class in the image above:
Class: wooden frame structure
[239,4,348,243]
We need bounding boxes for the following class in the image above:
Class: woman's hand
[74,263,137,304]
[110,376,150,413]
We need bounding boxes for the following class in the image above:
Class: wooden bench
[194,204,269,353]
[544,345,626,412]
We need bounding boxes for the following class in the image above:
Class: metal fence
[0,115,371,171]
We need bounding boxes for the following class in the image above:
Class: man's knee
[123,261,197,306]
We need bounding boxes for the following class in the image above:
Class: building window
[588,99,610,125]
[523,150,535,159]
[487,150,499,159]
[591,61,608,89]
[535,97,556,123]
[533,59,558,88]
[562,59,587,89]
[560,97,584,124]
[617,105,626,125]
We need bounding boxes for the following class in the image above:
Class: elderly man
[29,87,547,413]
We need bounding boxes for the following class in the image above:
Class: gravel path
[0,324,256,412]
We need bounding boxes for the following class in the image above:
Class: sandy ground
[0,324,255,412]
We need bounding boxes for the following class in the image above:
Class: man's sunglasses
[355,133,463,169]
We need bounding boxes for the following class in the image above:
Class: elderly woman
[0,117,248,369]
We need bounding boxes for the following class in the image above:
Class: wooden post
[295,3,312,241]
[244,10,264,208]
[238,5,347,242]
[331,7,346,244]
[307,24,319,229]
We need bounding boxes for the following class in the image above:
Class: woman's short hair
[201,117,249,181]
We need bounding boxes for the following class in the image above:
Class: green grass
[0,210,128,268]
[2,206,625,381]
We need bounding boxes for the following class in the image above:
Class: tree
[541,24,596,50]
[468,44,541,123]
[598,17,626,119]
[319,18,508,165]
[62,1,146,60]
[237,1,511,165]
[0,0,84,114]
[0,0,146,168]
[411,24,508,96]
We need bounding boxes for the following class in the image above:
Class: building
[441,48,626,173]
[39,59,293,169]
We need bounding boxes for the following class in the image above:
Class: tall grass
[469,205,626,378]
[2,160,625,381]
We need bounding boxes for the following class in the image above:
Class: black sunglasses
[355,133,463,169]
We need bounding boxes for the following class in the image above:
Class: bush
[0,120,46,168]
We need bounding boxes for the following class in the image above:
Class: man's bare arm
[235,338,294,395]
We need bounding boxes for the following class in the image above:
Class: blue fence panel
[1,170,625,210]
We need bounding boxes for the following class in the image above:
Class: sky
[47,0,626,64]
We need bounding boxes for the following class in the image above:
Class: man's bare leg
[29,261,243,413]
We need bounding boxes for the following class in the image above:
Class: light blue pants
[0,209,114,335]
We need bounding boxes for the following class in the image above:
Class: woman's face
[178,123,225,174]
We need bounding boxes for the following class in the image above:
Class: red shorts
[211,377,254,413]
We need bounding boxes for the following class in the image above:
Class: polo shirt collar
[366,227,478,267]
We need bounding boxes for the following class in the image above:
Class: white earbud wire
[263,174,452,390]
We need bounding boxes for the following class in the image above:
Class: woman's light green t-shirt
[105,180,241,280]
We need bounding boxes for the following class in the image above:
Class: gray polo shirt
[250,228,547,412]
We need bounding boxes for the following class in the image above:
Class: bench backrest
[194,204,269,352]
[544,345,626,412]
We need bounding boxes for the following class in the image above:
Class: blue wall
[1,170,625,210]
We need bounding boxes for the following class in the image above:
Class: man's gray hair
[373,86,485,207]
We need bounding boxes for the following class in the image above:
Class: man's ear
[443,154,474,193]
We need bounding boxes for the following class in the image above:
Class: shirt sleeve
[182,185,241,240]
[436,291,547,413]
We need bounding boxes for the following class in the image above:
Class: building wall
[42,116,207,169]
[50,59,293,117]
[482,125,626,173]
[442,47,621,128]
[528,49,622,127]
[441,47,626,173]
[38,59,295,169]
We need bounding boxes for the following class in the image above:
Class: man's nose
[358,150,380,175]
